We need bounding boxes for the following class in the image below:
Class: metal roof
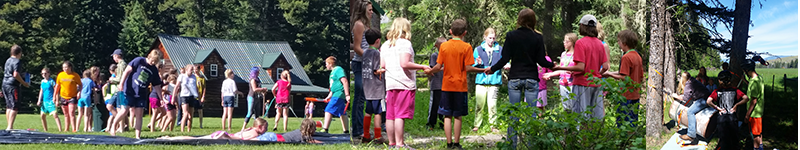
[193,48,227,64]
[260,52,283,68]
[155,34,324,94]
[262,83,329,94]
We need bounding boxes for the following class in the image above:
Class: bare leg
[76,107,84,132]
[148,108,158,132]
[68,104,77,132]
[133,107,144,139]
[226,108,233,130]
[340,114,349,133]
[221,109,227,131]
[386,119,395,145]
[40,113,48,131]
[273,108,281,130]
[323,113,333,130]
[444,116,452,143]
[180,104,192,132]
[52,113,63,132]
[110,106,129,136]
[454,116,462,143]
[197,108,203,128]
[282,108,288,131]
[86,108,92,131]
[105,105,115,132]
[61,105,71,131]
[395,119,405,146]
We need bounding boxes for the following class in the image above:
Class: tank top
[248,78,262,97]
[352,31,368,62]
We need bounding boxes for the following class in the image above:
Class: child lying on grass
[158,118,322,143]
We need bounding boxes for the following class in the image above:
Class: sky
[705,0,799,60]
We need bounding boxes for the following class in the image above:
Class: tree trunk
[731,0,751,90]
[542,0,556,57]
[664,5,677,126]
[646,0,666,137]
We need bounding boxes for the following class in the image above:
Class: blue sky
[705,0,799,60]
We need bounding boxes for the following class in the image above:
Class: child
[472,28,504,133]
[426,37,446,131]
[428,19,485,150]
[161,74,178,132]
[38,67,62,131]
[552,14,608,119]
[305,100,314,119]
[537,55,553,113]
[103,65,119,132]
[194,64,206,129]
[77,69,95,132]
[322,56,350,134]
[221,69,241,131]
[545,33,578,110]
[113,50,164,139]
[602,30,643,127]
[361,28,384,142]
[174,64,198,132]
[147,64,166,132]
[270,70,292,132]
[705,71,748,149]
[3,45,31,130]
[670,72,711,141]
[742,60,765,150]
[55,61,82,132]
[241,66,269,131]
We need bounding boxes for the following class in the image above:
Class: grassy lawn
[0,114,350,149]
[648,68,798,149]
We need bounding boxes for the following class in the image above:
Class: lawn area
[648,68,798,149]
[0,114,350,149]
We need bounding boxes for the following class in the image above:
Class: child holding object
[321,56,350,134]
[361,28,384,142]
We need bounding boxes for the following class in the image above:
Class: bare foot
[472,127,479,132]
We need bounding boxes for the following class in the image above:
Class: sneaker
[679,134,692,140]
[343,130,349,134]
[321,129,329,133]
[446,143,454,149]
[454,143,464,150]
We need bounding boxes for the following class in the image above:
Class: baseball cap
[579,15,597,27]
[111,49,123,56]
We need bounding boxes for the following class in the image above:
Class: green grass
[0,114,349,149]
[651,68,798,149]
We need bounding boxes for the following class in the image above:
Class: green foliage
[495,75,645,149]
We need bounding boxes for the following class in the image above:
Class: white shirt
[380,38,417,90]
[178,74,199,97]
[221,79,237,97]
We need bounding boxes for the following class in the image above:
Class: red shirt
[275,80,291,104]
[620,50,643,99]
[571,37,607,87]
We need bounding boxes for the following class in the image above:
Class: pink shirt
[559,51,575,86]
[538,56,552,90]
[571,37,607,87]
[275,80,291,103]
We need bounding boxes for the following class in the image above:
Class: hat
[111,49,123,56]
[741,59,756,72]
[579,15,597,27]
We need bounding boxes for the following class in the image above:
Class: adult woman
[349,0,373,138]
[55,61,82,132]
[472,28,503,133]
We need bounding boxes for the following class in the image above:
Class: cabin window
[276,68,284,80]
[210,64,218,77]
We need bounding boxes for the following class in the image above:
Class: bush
[495,75,646,150]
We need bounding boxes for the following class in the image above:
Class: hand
[476,57,482,65]
[503,64,511,70]
[118,85,124,92]
[670,93,679,98]
[345,95,351,103]
[728,108,736,113]
[23,83,30,88]
[37,101,41,106]
[484,69,495,75]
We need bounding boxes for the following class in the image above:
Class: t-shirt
[328,66,346,98]
[79,78,94,100]
[429,52,443,90]
[3,57,23,87]
[559,51,575,86]
[381,38,417,90]
[437,39,474,92]
[196,74,206,97]
[682,78,711,105]
[362,48,385,100]
[746,75,764,118]
[708,87,745,115]
[572,37,608,87]
[57,71,82,99]
[40,78,55,105]
[221,78,237,97]
[178,74,198,97]
[123,57,163,99]
[275,80,291,103]
[110,60,126,84]
[538,56,553,90]
[619,50,644,100]
[280,129,303,143]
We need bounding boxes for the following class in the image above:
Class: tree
[729,0,751,89]
[119,0,158,60]
[646,0,666,137]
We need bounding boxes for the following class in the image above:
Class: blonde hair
[147,49,163,60]
[677,72,691,94]
[483,28,496,38]
[280,70,291,83]
[350,0,372,30]
[386,18,412,47]
[596,22,606,41]
[225,69,234,78]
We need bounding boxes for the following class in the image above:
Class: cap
[111,49,123,56]
[741,59,756,72]
[579,15,597,27]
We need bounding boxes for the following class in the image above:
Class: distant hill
[767,56,797,64]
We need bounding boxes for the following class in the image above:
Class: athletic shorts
[3,86,19,110]
[166,104,177,111]
[364,99,383,115]
[126,94,148,108]
[750,117,762,136]
[115,92,128,107]
[255,132,285,142]
[78,98,92,108]
[60,97,77,106]
[222,96,235,107]
[149,97,161,108]
[105,96,117,107]
[437,91,468,117]
[324,97,347,117]
[386,90,415,120]
[276,103,290,108]
[40,103,56,114]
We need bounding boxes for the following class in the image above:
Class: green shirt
[110,60,127,85]
[747,75,764,118]
[329,66,346,98]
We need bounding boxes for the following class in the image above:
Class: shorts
[40,103,56,114]
[324,97,347,117]
[386,90,415,119]
[438,91,468,117]
[222,96,235,107]
[276,103,290,108]
[78,98,92,108]
[115,92,128,107]
[149,97,161,108]
[750,117,762,136]
[364,99,384,115]
[105,96,117,107]
[3,86,19,110]
[166,104,177,111]
[180,96,200,108]
[125,94,148,108]
[536,89,547,108]
[60,97,78,106]
[255,132,285,142]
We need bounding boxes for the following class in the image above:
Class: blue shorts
[325,97,347,117]
[222,96,235,107]
[125,94,148,108]
[78,98,92,108]
[115,92,128,107]
[438,92,469,117]
[256,132,278,142]
[40,103,56,114]
[365,99,383,115]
